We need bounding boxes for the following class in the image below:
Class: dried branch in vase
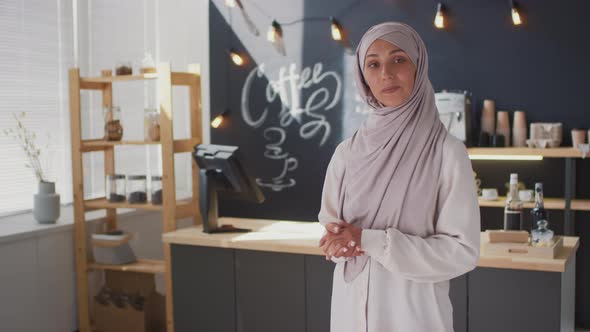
[2,112,49,182]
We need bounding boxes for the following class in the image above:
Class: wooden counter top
[163,217,580,273]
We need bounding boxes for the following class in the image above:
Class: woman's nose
[380,63,395,79]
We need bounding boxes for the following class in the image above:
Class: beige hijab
[319,22,447,282]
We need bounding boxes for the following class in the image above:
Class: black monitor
[193,144,265,233]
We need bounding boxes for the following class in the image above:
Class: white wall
[0,211,193,332]
[76,0,211,200]
[0,0,210,330]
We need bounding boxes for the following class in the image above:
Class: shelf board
[88,259,165,274]
[479,197,590,211]
[81,73,158,83]
[467,147,585,158]
[572,199,590,211]
[80,138,200,153]
[79,72,197,86]
[479,197,565,209]
[84,197,193,212]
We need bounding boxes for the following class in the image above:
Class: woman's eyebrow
[365,48,404,58]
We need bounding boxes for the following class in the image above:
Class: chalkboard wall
[208,0,590,327]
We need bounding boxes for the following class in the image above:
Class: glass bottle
[531,182,548,232]
[504,173,523,230]
[531,219,554,247]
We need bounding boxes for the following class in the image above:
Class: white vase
[33,181,60,224]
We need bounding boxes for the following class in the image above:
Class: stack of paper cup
[481,99,496,135]
[512,111,527,147]
[496,111,511,146]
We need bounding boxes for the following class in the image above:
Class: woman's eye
[367,62,378,69]
[393,57,405,64]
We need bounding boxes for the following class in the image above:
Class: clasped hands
[319,220,365,261]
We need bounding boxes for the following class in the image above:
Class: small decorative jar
[106,174,126,203]
[126,175,147,204]
[151,175,163,205]
[144,108,160,142]
[103,106,123,141]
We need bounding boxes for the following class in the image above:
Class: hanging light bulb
[267,20,280,42]
[228,49,244,66]
[330,17,343,41]
[510,0,522,25]
[225,0,236,8]
[267,20,286,56]
[434,3,445,29]
[211,110,229,129]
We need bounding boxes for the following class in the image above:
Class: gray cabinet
[234,250,306,332]
[170,244,470,332]
[171,245,236,332]
[468,259,575,332]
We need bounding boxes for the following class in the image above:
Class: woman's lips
[381,86,400,94]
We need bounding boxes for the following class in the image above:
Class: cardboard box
[94,271,165,332]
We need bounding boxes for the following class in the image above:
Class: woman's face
[363,39,416,108]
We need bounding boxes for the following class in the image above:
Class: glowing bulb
[225,0,236,8]
[229,50,244,66]
[511,8,522,25]
[211,114,224,128]
[267,20,279,42]
[434,3,445,29]
[330,17,342,41]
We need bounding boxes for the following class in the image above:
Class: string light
[434,3,445,29]
[267,20,280,42]
[510,0,522,25]
[330,17,343,41]
[267,20,286,55]
[211,110,229,129]
[228,49,245,66]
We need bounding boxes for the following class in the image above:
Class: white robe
[326,136,481,332]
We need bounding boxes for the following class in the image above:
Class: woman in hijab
[318,22,480,331]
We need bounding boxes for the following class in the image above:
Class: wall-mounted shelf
[479,197,590,211]
[468,145,583,236]
[467,147,585,158]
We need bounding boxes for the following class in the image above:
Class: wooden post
[188,64,202,226]
[102,70,117,231]
[158,62,176,332]
[69,68,91,332]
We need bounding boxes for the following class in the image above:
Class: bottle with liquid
[504,173,523,230]
[531,182,548,231]
[531,219,554,247]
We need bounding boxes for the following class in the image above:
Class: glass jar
[144,108,160,142]
[126,175,147,204]
[115,61,132,75]
[103,106,123,141]
[106,174,126,203]
[151,175,163,205]
[531,219,554,247]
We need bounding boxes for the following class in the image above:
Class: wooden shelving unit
[69,63,202,332]
[467,147,585,235]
